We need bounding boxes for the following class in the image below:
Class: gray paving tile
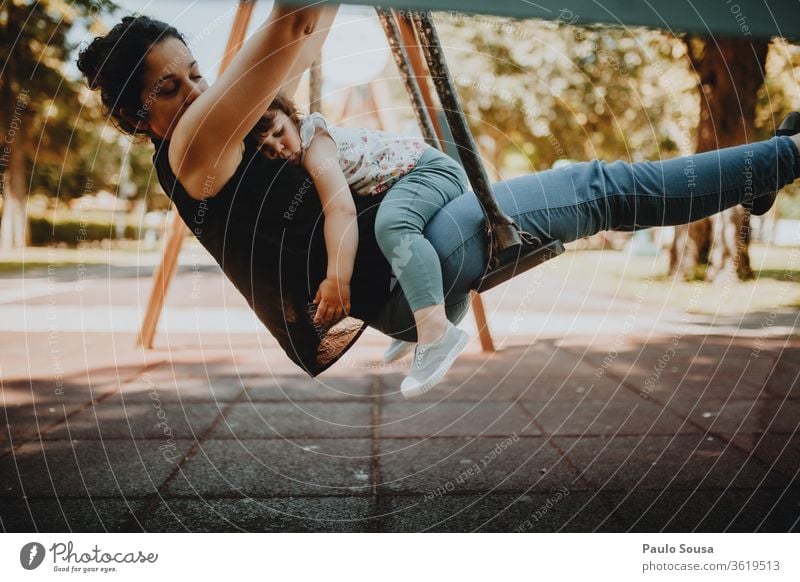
[581,341,777,401]
[138,497,372,532]
[0,440,194,496]
[603,487,800,532]
[376,344,601,402]
[1,378,115,407]
[418,344,627,400]
[763,359,800,398]
[378,372,514,402]
[242,376,375,401]
[526,399,700,437]
[378,491,618,532]
[470,345,597,378]
[2,402,86,448]
[668,399,800,435]
[730,433,800,481]
[601,489,695,532]
[109,376,245,403]
[211,402,373,438]
[378,436,580,494]
[555,434,790,491]
[505,374,639,402]
[379,401,539,437]
[165,439,373,496]
[43,402,222,440]
[141,363,258,386]
[615,372,767,402]
[0,498,145,532]
[378,368,628,403]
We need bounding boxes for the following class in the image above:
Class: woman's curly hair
[77,15,185,136]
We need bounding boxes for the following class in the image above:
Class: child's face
[258,110,302,165]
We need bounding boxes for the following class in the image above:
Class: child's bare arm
[303,133,358,323]
[304,132,357,283]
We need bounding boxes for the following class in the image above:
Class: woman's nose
[185,82,204,105]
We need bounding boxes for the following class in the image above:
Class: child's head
[252,92,304,164]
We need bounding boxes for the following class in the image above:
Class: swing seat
[472,239,565,292]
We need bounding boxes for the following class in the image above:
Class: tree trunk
[706,205,753,282]
[0,97,31,250]
[669,36,768,282]
[669,221,711,279]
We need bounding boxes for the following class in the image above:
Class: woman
[77,3,800,379]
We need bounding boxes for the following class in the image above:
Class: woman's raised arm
[281,5,338,98]
[170,2,336,200]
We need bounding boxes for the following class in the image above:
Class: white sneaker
[383,338,416,364]
[401,322,469,399]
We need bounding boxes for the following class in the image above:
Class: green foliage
[436,14,699,173]
[757,39,800,137]
[435,13,800,187]
[28,215,138,247]
[0,1,168,207]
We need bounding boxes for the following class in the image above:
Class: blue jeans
[371,136,800,342]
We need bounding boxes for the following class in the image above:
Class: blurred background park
[2,0,800,348]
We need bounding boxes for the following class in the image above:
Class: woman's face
[258,110,303,165]
[134,37,208,140]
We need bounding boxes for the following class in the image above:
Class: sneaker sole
[401,330,469,399]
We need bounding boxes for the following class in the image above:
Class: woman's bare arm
[170,2,329,200]
[281,5,338,98]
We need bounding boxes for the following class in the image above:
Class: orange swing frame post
[137,1,496,353]
[392,9,494,352]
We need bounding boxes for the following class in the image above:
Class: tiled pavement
[2,336,799,532]
[2,251,799,532]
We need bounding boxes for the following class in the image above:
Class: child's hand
[313,277,351,326]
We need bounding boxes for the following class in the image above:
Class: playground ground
[1,242,798,532]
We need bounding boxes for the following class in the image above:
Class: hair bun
[76,36,108,90]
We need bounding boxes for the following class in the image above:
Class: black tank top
[151,137,394,377]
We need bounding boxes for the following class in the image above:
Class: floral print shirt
[299,112,429,196]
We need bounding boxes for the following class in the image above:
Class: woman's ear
[120,107,152,133]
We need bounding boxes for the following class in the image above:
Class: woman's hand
[313,277,351,326]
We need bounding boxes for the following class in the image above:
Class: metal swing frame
[377,8,565,292]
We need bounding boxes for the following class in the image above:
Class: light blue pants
[374,147,469,312]
[371,136,800,342]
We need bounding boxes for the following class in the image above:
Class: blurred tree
[669,36,769,282]
[435,14,697,175]
[436,14,797,283]
[0,0,116,249]
[757,39,800,225]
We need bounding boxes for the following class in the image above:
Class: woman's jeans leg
[371,137,800,342]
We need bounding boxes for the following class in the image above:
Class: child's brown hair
[250,91,304,147]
